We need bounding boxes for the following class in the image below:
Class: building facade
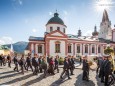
[28,10,115,57]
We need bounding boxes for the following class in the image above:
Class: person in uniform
[26,53,33,72]
[82,55,89,81]
[54,55,59,73]
[104,56,112,86]
[38,56,43,73]
[20,54,26,74]
[7,54,11,68]
[41,57,47,78]
[32,54,39,75]
[13,54,19,72]
[60,57,71,79]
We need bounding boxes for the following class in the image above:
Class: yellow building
[0,45,10,55]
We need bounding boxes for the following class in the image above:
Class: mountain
[3,41,28,53]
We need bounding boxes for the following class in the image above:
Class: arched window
[85,44,88,53]
[50,27,53,32]
[63,28,65,33]
[98,45,101,53]
[92,45,95,53]
[38,45,42,53]
[77,44,80,53]
[55,41,60,53]
[68,44,71,53]
[57,27,60,31]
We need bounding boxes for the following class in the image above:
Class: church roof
[102,9,109,22]
[47,12,65,25]
[29,36,44,41]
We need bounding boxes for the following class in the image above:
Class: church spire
[77,28,82,37]
[102,9,109,22]
[92,25,98,36]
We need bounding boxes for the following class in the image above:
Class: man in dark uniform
[104,56,112,86]
[26,53,33,72]
[20,54,26,74]
[54,55,59,73]
[60,57,71,79]
[13,54,19,72]
[100,56,107,83]
[82,55,89,81]
[68,56,74,75]
[32,54,39,75]
[7,54,11,68]
[38,56,43,73]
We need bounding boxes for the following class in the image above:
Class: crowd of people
[0,53,115,86]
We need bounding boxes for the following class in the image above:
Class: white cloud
[32,28,37,33]
[49,12,53,16]
[0,37,13,45]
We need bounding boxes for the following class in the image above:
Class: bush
[104,47,114,55]
[58,57,64,65]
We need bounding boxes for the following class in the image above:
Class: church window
[63,28,65,33]
[57,27,60,31]
[68,44,71,53]
[38,45,42,53]
[50,27,53,32]
[77,44,80,53]
[55,41,60,53]
[98,46,101,53]
[92,45,95,53]
[85,44,88,53]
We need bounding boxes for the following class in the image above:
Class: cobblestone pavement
[0,65,105,86]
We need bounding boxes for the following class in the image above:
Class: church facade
[28,10,115,57]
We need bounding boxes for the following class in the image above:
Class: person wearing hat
[82,55,89,81]
[60,57,71,79]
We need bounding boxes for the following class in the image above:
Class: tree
[104,47,114,55]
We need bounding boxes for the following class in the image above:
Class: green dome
[47,12,64,25]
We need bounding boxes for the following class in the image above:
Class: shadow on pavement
[74,73,95,86]
[0,73,33,85]
[50,74,69,86]
[0,70,14,75]
[95,74,104,86]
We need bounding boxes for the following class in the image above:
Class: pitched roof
[29,36,44,41]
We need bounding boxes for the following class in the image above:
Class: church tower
[98,9,112,40]
[77,29,82,37]
[92,25,98,37]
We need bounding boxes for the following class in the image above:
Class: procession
[0,53,115,86]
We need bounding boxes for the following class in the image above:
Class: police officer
[13,54,19,72]
[26,53,33,72]
[54,55,59,73]
[82,55,89,81]
[60,57,71,79]
[32,54,39,75]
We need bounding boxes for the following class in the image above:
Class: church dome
[47,12,64,25]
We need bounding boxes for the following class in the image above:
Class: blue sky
[0,0,115,44]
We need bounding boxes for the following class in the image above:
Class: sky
[0,0,115,44]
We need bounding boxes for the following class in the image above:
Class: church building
[28,10,115,57]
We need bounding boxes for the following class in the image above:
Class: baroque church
[27,9,115,57]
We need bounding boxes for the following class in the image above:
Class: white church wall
[113,31,115,42]
[46,24,66,33]
[49,40,65,57]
